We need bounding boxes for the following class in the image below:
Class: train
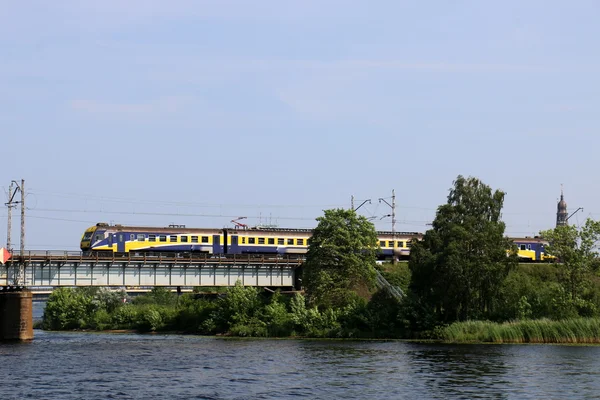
[80,223,552,262]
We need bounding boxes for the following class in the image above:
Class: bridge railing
[5,251,306,265]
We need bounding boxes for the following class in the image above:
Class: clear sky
[1,1,599,250]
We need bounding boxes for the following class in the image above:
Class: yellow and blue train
[80,223,421,259]
[80,223,552,261]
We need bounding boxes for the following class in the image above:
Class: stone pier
[0,288,34,341]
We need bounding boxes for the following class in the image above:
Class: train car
[81,223,223,254]
[377,231,423,259]
[80,223,422,259]
[512,237,552,262]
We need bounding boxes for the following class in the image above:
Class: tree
[409,175,518,324]
[540,218,600,307]
[302,208,378,308]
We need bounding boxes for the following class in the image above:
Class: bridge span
[1,252,302,292]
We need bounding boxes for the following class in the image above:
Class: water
[1,332,600,399]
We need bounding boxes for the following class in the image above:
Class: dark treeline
[43,176,600,342]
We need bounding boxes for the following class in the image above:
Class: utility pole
[17,179,25,286]
[5,180,21,252]
[20,179,25,260]
[4,180,25,286]
[351,195,354,211]
[379,189,396,264]
[6,182,14,250]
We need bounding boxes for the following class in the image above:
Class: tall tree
[540,218,600,303]
[302,208,378,308]
[409,175,518,323]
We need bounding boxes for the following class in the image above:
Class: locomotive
[80,223,551,261]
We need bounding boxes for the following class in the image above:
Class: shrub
[43,288,94,330]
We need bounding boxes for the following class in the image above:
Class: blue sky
[1,1,599,250]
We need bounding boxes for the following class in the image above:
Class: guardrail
[3,251,306,266]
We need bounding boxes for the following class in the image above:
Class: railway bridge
[1,251,302,294]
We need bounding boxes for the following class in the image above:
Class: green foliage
[440,318,600,344]
[43,288,95,330]
[541,218,600,303]
[92,288,127,313]
[211,282,265,333]
[364,288,405,337]
[89,309,113,330]
[378,262,411,294]
[132,287,178,306]
[176,294,218,333]
[303,208,378,308]
[262,292,294,336]
[409,175,518,324]
[111,304,138,328]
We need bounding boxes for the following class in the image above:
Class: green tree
[540,218,600,310]
[302,208,378,308]
[409,175,518,324]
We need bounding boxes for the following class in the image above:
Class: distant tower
[556,186,568,227]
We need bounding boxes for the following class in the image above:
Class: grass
[440,318,600,344]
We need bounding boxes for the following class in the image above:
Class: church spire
[556,185,568,227]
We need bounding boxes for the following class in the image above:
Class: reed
[440,318,600,344]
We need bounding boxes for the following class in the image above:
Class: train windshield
[83,231,93,241]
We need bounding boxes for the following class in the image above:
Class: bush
[43,288,95,330]
[263,292,293,337]
[112,304,139,329]
[175,296,217,333]
[211,283,264,333]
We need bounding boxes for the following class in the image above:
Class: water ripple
[2,332,600,399]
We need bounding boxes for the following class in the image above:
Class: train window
[278,238,284,245]
[159,235,166,242]
[520,244,526,251]
[201,236,209,243]
[297,239,304,245]
[170,235,177,242]
[149,235,156,242]
[130,234,134,241]
[249,237,256,244]
[268,238,275,245]
[258,238,265,244]
[407,242,412,248]
[191,236,198,243]
[527,244,531,250]
[380,241,385,247]
[241,237,246,244]
[287,238,294,245]
[388,241,394,247]
[181,236,188,243]
[137,234,145,241]
[398,241,404,248]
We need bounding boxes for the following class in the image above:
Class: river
[1,329,599,399]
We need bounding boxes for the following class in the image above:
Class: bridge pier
[0,288,34,341]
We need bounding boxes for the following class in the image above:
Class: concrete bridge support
[0,288,34,341]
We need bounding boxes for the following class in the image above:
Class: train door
[117,233,126,253]
[230,235,239,255]
[212,234,222,255]
[108,234,113,251]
